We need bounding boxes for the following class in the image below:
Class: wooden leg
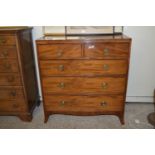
[18,114,32,122]
[44,113,49,123]
[118,113,125,125]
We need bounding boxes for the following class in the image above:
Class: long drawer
[0,46,17,58]
[0,35,16,46]
[0,87,24,100]
[0,87,26,112]
[44,95,124,112]
[85,43,129,59]
[38,44,82,59]
[40,60,128,76]
[0,59,19,73]
[0,73,22,86]
[0,100,27,112]
[42,77,126,95]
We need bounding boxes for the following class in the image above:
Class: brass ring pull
[59,100,66,106]
[103,48,109,56]
[10,90,16,97]
[58,82,65,88]
[57,50,63,57]
[101,82,108,89]
[3,50,8,56]
[58,65,64,71]
[1,50,8,57]
[0,39,6,44]
[100,101,107,107]
[3,63,11,70]
[103,64,109,71]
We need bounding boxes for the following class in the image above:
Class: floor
[0,102,154,129]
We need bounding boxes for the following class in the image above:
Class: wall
[32,26,155,102]
[124,27,155,102]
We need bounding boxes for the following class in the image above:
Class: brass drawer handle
[103,48,109,56]
[3,63,11,70]
[1,50,8,57]
[57,50,63,57]
[10,90,16,97]
[100,101,107,107]
[58,82,65,88]
[59,100,66,106]
[7,76,15,82]
[0,39,6,44]
[103,64,109,71]
[58,65,64,71]
[101,82,108,89]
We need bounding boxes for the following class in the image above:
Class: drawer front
[0,60,19,73]
[44,95,124,112]
[0,73,22,86]
[40,60,128,76]
[85,43,129,59]
[42,77,126,95]
[0,100,27,112]
[0,35,16,46]
[0,46,17,58]
[0,87,24,100]
[38,44,82,59]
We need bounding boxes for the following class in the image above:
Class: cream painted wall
[32,26,155,102]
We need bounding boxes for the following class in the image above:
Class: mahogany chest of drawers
[0,27,39,121]
[36,35,131,124]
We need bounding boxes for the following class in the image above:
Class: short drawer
[0,46,17,58]
[38,44,82,59]
[42,77,126,95]
[40,60,128,76]
[0,73,22,86]
[85,43,129,59]
[0,60,19,73]
[0,100,27,112]
[0,35,16,46]
[0,87,24,100]
[44,95,124,112]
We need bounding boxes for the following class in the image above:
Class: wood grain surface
[38,44,82,59]
[44,95,124,112]
[42,77,126,95]
[40,60,128,76]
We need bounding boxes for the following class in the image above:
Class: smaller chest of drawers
[36,35,131,124]
[0,27,39,121]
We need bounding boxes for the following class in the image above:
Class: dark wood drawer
[0,35,16,46]
[85,43,129,59]
[0,60,19,73]
[40,60,128,76]
[0,87,24,100]
[0,73,22,86]
[0,100,27,112]
[38,44,82,59]
[0,46,17,58]
[44,95,124,112]
[42,77,126,95]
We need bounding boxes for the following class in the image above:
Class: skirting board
[126,96,153,103]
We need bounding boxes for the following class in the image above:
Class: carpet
[0,102,154,129]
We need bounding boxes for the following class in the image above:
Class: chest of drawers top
[36,34,131,43]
